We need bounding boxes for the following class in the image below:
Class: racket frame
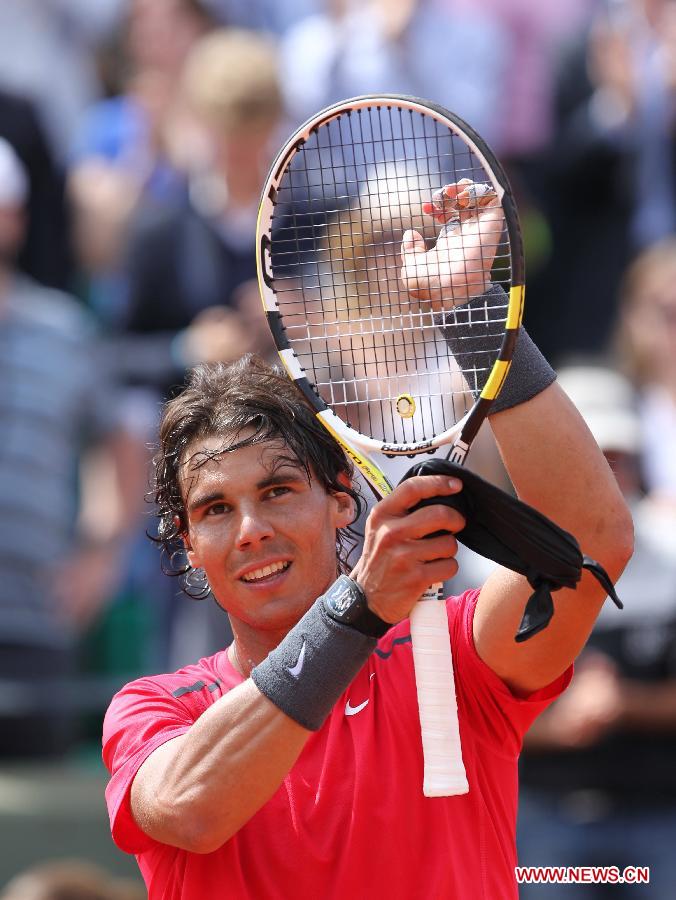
[258,95,524,476]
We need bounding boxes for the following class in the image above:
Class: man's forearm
[473,382,633,694]
[132,679,310,853]
[488,380,631,570]
[133,589,381,853]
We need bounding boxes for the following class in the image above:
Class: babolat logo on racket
[382,440,434,455]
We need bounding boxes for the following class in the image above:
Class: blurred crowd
[0,0,675,895]
[0,859,144,900]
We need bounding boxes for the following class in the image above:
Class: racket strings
[270,105,512,445]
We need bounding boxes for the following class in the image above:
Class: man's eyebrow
[187,468,307,513]
[188,490,226,513]
[257,468,308,490]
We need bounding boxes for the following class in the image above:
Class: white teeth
[242,561,289,582]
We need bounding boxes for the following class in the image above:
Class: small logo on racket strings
[287,640,306,678]
[396,393,416,419]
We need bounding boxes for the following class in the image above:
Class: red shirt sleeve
[449,589,573,757]
[102,678,194,853]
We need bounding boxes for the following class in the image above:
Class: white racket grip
[410,585,469,797]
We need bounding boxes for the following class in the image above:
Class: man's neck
[228,619,292,677]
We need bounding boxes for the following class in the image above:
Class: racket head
[257,95,524,490]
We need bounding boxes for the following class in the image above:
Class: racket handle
[410,585,469,797]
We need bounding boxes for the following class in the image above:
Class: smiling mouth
[240,561,291,584]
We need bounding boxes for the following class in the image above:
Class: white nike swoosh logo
[287,641,306,678]
[345,698,369,716]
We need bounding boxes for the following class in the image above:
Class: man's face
[179,434,354,633]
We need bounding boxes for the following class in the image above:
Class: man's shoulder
[445,587,482,642]
[106,650,233,717]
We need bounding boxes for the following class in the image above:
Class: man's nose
[234,506,275,549]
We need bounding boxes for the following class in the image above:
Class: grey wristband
[489,326,556,414]
[436,283,555,413]
[250,591,377,731]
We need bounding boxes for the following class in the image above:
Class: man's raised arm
[474,379,633,696]
[399,180,633,696]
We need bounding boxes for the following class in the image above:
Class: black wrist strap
[400,459,623,642]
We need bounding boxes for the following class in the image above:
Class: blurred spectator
[0,88,72,291]
[442,0,598,289]
[526,0,676,364]
[447,0,596,160]
[278,0,509,148]
[0,859,144,900]
[615,237,676,511]
[67,161,142,330]
[517,364,676,899]
[87,28,283,668]
[113,27,281,403]
[72,0,219,195]
[0,138,145,758]
[69,0,220,329]
[0,0,123,164]
[205,0,319,34]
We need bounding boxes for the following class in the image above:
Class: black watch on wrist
[322,575,390,638]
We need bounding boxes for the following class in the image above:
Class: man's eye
[206,503,229,516]
[267,486,291,499]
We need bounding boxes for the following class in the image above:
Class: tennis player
[103,204,633,898]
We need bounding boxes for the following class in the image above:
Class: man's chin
[226,586,312,632]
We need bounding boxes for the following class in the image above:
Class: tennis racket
[256,95,524,796]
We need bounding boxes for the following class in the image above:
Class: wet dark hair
[152,354,364,596]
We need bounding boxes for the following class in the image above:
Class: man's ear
[174,514,200,567]
[335,492,355,529]
[333,475,357,529]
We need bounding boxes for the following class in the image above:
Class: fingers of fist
[422,179,498,226]
[400,180,503,307]
[354,487,464,621]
